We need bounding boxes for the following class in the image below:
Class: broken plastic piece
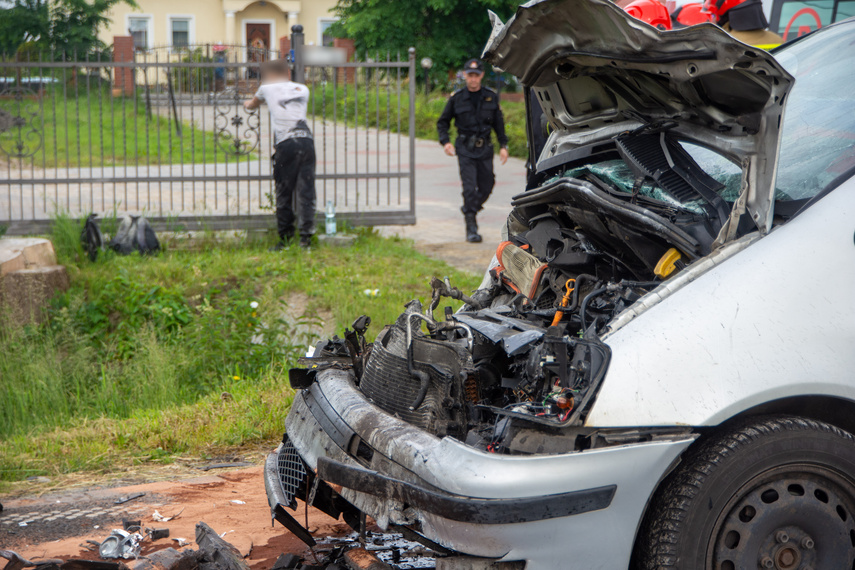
[98,529,142,560]
[114,493,146,505]
[149,528,170,540]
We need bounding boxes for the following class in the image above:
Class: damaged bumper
[266,370,696,569]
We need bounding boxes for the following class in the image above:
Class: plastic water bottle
[325,201,337,235]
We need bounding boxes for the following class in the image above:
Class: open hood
[482,0,794,240]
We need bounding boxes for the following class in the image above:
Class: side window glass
[771,0,834,39]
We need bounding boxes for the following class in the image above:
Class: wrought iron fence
[0,43,416,234]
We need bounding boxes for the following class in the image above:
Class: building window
[169,17,193,49]
[319,18,339,47]
[128,16,152,51]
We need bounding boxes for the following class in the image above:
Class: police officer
[437,58,509,243]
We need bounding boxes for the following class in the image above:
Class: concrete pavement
[378,136,526,274]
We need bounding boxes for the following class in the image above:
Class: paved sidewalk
[378,137,527,275]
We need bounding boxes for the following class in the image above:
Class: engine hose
[580,286,609,332]
[406,312,435,411]
[568,274,596,312]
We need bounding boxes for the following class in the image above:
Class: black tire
[634,416,855,570]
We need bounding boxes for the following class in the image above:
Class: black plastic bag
[80,213,104,261]
[110,215,160,255]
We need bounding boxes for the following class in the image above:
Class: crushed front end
[263,0,796,565]
[263,192,700,568]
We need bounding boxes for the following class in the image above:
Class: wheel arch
[629,395,855,569]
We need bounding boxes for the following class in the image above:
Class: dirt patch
[415,242,494,276]
[280,292,336,341]
[2,466,349,570]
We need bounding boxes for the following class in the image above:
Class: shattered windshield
[774,24,855,200]
[565,141,742,215]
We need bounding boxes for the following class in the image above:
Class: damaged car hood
[483,0,794,240]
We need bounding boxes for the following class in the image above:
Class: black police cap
[462,58,484,74]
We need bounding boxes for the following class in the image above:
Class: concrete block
[0,238,58,275]
[0,265,70,326]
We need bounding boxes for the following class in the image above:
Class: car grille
[277,435,307,509]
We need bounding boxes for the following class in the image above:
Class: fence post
[113,35,135,96]
[333,38,355,84]
[408,47,416,221]
[279,36,291,60]
[290,25,304,83]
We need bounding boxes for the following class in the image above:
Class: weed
[0,223,482,483]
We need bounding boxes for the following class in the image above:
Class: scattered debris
[114,493,146,505]
[151,508,183,523]
[343,548,392,570]
[1,550,64,570]
[195,522,250,570]
[98,529,143,560]
[270,554,300,570]
[228,500,245,505]
[195,463,252,472]
[123,520,142,532]
[150,528,170,540]
[172,538,190,548]
[25,476,51,484]
[128,548,196,570]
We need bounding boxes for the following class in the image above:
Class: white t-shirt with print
[254,81,312,144]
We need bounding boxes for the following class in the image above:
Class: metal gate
[0,34,416,235]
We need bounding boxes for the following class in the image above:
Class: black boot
[465,214,482,243]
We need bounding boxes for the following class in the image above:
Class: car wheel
[634,416,855,570]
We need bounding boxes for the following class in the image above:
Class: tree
[329,0,521,81]
[0,0,136,59]
[49,0,138,58]
[0,0,49,57]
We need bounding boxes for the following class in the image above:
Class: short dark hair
[260,59,290,79]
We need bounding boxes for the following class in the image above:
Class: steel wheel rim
[708,464,855,570]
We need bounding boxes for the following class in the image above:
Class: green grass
[308,84,528,159]
[0,85,250,168]
[0,222,482,485]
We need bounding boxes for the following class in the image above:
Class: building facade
[100,0,339,54]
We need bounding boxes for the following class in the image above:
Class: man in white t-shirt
[244,59,315,250]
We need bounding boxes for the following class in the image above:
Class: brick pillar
[334,38,355,84]
[279,36,291,60]
[113,36,135,96]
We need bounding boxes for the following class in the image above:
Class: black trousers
[272,137,316,240]
[457,151,495,216]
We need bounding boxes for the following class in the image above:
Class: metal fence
[0,37,417,234]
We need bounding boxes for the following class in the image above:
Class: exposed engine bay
[293,128,743,454]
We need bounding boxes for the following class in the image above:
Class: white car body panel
[588,176,855,427]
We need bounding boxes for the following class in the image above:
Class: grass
[0,84,250,168]
[307,84,528,159]
[0,218,482,488]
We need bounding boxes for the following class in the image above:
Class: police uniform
[437,60,508,242]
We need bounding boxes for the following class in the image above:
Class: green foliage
[0,224,7,238]
[329,0,520,79]
[308,84,527,159]
[49,0,139,58]
[177,48,215,92]
[0,226,482,483]
[0,0,49,57]
[50,210,86,265]
[3,85,249,167]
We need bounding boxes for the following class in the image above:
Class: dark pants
[457,152,495,216]
[273,137,316,240]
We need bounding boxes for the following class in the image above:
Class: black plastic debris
[114,493,146,505]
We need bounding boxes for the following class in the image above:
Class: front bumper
[266,370,695,570]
